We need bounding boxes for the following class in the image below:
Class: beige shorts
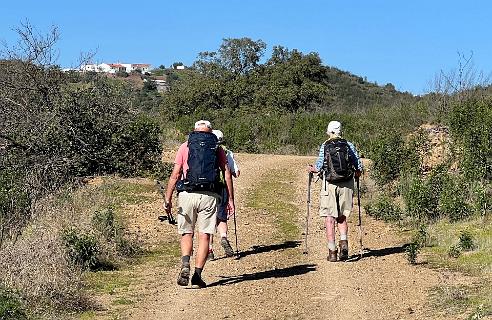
[319,179,354,218]
[177,191,219,235]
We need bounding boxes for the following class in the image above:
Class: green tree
[217,37,266,76]
[252,48,327,112]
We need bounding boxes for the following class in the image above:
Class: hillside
[322,66,416,112]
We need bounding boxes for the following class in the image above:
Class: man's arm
[308,144,324,173]
[224,164,235,216]
[347,141,363,178]
[347,141,363,171]
[164,163,182,213]
[218,147,235,216]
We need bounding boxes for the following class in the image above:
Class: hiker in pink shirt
[164,120,235,288]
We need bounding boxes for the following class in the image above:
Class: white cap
[327,121,341,135]
[194,120,212,129]
[212,129,224,142]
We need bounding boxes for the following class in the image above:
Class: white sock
[328,241,336,251]
[340,234,347,241]
[220,233,227,239]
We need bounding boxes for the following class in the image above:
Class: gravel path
[116,154,459,320]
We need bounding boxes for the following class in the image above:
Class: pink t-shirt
[175,142,227,178]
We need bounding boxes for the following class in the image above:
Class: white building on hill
[79,63,151,74]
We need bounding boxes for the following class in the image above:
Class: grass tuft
[248,169,299,241]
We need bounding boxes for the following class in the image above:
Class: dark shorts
[217,187,228,221]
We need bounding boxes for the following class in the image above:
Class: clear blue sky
[1,0,491,95]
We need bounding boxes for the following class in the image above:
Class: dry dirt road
[94,153,472,320]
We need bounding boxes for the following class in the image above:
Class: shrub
[92,207,119,241]
[458,231,475,251]
[400,165,450,222]
[448,99,492,181]
[370,132,407,186]
[116,238,139,257]
[467,304,486,320]
[150,162,174,182]
[0,287,27,320]
[401,129,427,176]
[469,182,490,217]
[91,207,140,258]
[448,245,462,258]
[401,174,436,221]
[115,70,129,77]
[0,170,30,246]
[62,228,100,271]
[1,61,163,245]
[401,166,477,223]
[439,175,471,222]
[406,242,420,264]
[110,116,162,177]
[364,194,402,222]
[414,224,429,248]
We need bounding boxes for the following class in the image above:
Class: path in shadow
[237,240,301,259]
[207,263,316,288]
[346,243,410,262]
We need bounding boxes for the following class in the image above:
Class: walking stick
[356,177,363,258]
[303,172,313,254]
[156,180,176,225]
[233,209,240,259]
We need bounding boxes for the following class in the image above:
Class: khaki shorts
[177,191,219,235]
[319,179,354,218]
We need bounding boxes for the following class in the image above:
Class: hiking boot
[339,240,349,261]
[207,249,215,261]
[220,237,234,257]
[176,264,190,286]
[328,249,338,262]
[191,273,207,289]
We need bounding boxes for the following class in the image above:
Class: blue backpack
[179,131,222,193]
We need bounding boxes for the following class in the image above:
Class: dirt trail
[118,154,460,320]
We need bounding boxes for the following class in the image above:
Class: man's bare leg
[177,233,193,286]
[336,215,349,260]
[325,216,338,261]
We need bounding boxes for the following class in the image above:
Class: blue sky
[1,0,491,95]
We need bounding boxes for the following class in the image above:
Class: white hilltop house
[80,63,151,74]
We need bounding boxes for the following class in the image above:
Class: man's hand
[354,170,362,178]
[307,165,318,173]
[227,199,235,218]
[164,200,172,214]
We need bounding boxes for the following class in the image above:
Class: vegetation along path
[87,154,475,320]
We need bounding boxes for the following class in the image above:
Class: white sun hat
[212,129,224,143]
[326,121,342,135]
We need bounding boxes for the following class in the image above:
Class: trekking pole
[356,177,363,258]
[156,180,176,225]
[233,210,240,259]
[303,172,313,254]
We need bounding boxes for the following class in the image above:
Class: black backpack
[179,131,221,193]
[322,138,354,182]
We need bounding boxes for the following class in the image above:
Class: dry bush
[0,209,85,311]
[0,183,115,312]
